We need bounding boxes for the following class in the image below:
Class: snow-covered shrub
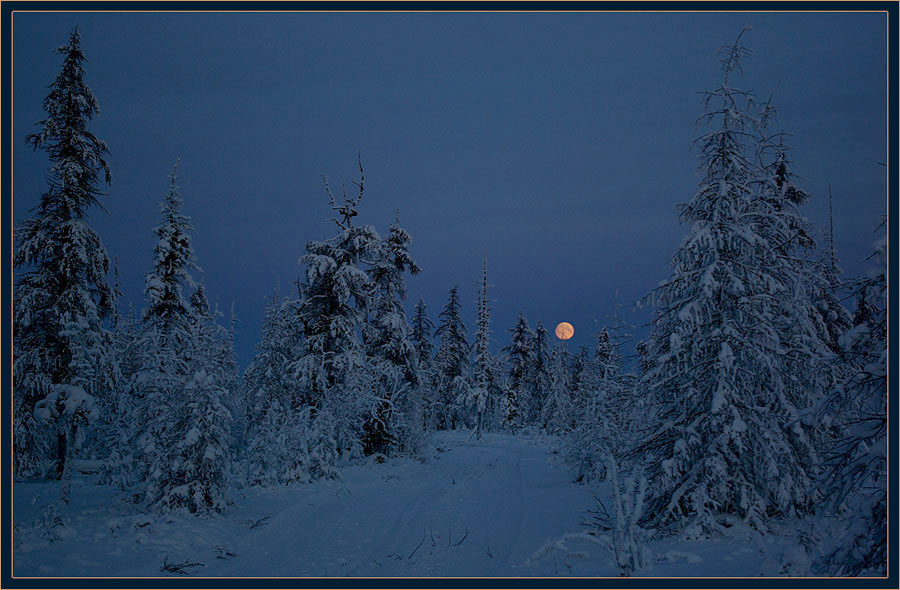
[148,369,232,516]
[248,401,311,486]
[308,406,340,481]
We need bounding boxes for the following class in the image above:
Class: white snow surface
[13,431,801,578]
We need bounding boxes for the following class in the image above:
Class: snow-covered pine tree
[528,321,552,427]
[805,187,855,440]
[595,328,612,376]
[245,286,282,483]
[292,158,380,458]
[568,345,589,418]
[818,186,853,353]
[306,404,341,481]
[469,252,500,438]
[565,323,630,483]
[814,229,886,576]
[753,97,855,498]
[542,340,572,433]
[595,304,638,444]
[636,30,823,535]
[15,28,116,486]
[155,366,231,515]
[411,299,435,376]
[100,304,142,489]
[220,302,245,455]
[244,282,311,485]
[755,126,851,414]
[136,162,201,510]
[410,299,438,430]
[433,286,469,429]
[84,255,124,459]
[363,213,422,455]
[500,312,535,430]
[146,284,232,515]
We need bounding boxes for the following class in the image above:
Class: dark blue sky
[13,11,888,367]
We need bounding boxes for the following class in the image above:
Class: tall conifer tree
[637,30,823,534]
[15,29,115,489]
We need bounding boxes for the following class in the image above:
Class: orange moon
[555,322,574,340]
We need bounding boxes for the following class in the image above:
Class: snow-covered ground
[13,431,804,578]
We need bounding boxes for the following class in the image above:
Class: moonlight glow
[555,322,574,340]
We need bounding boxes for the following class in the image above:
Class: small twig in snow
[408,529,426,560]
[453,527,470,546]
[160,557,204,576]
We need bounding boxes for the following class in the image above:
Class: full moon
[555,322,574,340]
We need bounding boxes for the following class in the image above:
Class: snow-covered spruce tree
[15,28,116,486]
[814,230,886,576]
[596,306,640,445]
[542,341,572,433]
[754,125,851,420]
[568,345,589,417]
[145,283,232,515]
[565,344,599,482]
[306,403,341,481]
[99,304,142,489]
[80,256,123,464]
[433,286,470,429]
[570,336,640,464]
[155,366,231,515]
[292,158,380,458]
[245,283,312,486]
[136,162,201,510]
[468,252,501,438]
[751,95,857,511]
[220,302,245,455]
[500,312,535,430]
[244,283,286,430]
[635,30,824,535]
[410,299,438,430]
[528,321,552,427]
[363,213,423,455]
[818,187,853,354]
[565,326,628,482]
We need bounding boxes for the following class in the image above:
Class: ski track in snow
[12,431,798,578]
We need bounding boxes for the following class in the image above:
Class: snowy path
[14,431,594,577]
[202,431,592,577]
[14,431,800,577]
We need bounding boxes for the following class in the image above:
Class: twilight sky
[12,11,888,367]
